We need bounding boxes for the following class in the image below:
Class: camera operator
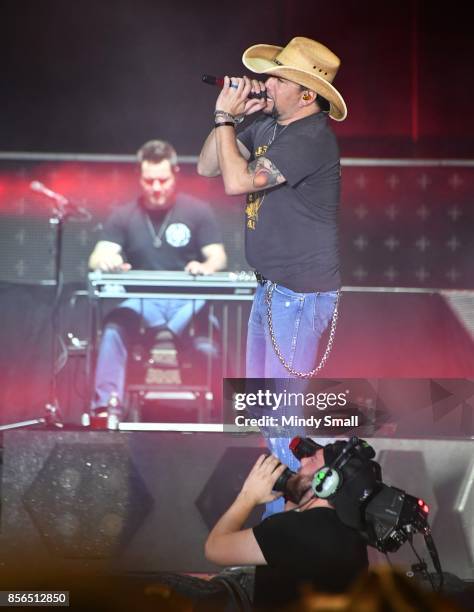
[205,444,368,609]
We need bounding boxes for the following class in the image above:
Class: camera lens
[273,467,296,493]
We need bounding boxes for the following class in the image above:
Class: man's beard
[271,106,280,120]
[284,473,314,505]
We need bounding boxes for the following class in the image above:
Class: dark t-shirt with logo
[101,194,221,270]
[237,113,341,292]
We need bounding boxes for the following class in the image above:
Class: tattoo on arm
[248,156,286,190]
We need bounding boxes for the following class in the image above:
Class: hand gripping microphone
[202,74,267,99]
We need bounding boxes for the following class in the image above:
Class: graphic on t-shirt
[245,144,269,231]
[245,194,262,230]
[165,223,191,247]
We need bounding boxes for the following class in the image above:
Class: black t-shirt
[101,193,222,270]
[252,507,368,608]
[238,113,341,292]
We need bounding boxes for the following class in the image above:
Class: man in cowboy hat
[198,37,347,514]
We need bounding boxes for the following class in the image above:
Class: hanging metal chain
[265,283,340,378]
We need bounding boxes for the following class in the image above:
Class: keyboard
[88,270,257,300]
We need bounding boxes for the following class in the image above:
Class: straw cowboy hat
[242,36,347,121]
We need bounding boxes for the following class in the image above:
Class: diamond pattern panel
[0,159,472,287]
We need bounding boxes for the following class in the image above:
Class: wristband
[215,122,235,128]
[215,111,244,125]
[214,110,235,122]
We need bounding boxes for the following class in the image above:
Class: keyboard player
[88,139,226,421]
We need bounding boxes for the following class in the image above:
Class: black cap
[323,440,347,466]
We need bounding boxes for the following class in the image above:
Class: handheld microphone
[202,74,267,99]
[30,181,69,206]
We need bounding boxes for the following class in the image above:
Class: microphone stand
[45,203,67,426]
[43,199,90,426]
[1,198,89,432]
[0,404,62,431]
[0,206,68,431]
[1,184,92,432]
[45,199,91,426]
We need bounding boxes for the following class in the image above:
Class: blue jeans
[92,298,204,410]
[246,281,338,515]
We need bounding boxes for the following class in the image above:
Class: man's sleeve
[236,121,256,158]
[253,513,297,566]
[195,203,223,249]
[100,208,127,247]
[265,129,336,187]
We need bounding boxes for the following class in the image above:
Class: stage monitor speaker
[0,429,265,573]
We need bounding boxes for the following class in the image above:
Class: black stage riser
[0,431,472,579]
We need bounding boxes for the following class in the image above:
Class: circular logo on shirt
[165,222,191,247]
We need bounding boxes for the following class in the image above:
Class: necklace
[145,208,173,248]
[268,121,284,145]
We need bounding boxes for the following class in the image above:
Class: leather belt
[254,271,268,285]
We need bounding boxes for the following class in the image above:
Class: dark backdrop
[1,0,473,425]
[2,0,474,157]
